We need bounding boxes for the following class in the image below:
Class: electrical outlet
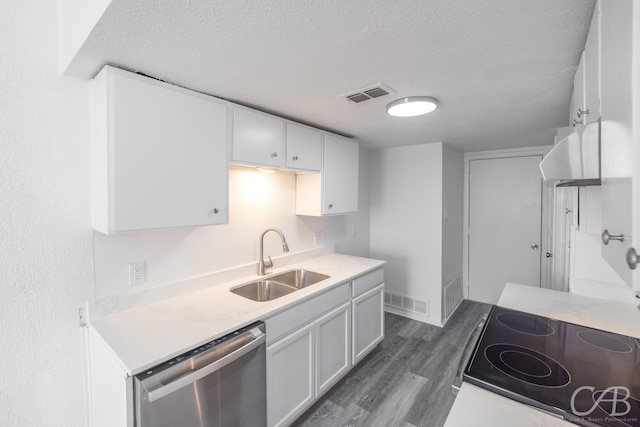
[314,231,326,245]
[129,261,146,285]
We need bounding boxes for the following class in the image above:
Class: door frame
[463,146,552,299]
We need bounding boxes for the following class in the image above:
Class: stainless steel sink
[230,280,297,302]
[269,269,330,289]
[230,269,330,301]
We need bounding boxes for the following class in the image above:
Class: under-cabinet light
[257,167,277,174]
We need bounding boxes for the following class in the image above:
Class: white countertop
[446,383,569,427]
[498,282,640,338]
[444,283,640,427]
[89,253,385,375]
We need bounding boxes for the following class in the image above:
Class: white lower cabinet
[352,284,385,364]
[266,302,351,427]
[315,302,351,395]
[266,269,384,426]
[266,322,315,427]
[265,283,350,427]
[351,268,385,365]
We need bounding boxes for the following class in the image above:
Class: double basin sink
[231,269,330,302]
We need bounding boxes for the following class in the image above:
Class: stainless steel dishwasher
[133,322,266,427]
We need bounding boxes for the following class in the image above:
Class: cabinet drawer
[352,268,384,297]
[266,283,350,344]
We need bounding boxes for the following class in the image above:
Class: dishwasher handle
[452,316,486,390]
[145,327,266,403]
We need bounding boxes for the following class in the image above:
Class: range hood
[539,120,600,187]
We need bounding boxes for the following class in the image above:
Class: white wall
[94,154,370,300]
[370,143,443,325]
[58,0,111,72]
[0,3,370,426]
[441,144,464,290]
[1,3,93,426]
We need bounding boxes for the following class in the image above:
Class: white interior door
[550,187,577,292]
[468,156,543,304]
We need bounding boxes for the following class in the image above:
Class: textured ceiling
[65,0,596,152]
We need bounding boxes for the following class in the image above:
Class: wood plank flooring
[292,299,492,427]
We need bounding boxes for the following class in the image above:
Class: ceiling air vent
[346,93,371,103]
[342,83,395,104]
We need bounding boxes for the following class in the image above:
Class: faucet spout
[259,228,290,275]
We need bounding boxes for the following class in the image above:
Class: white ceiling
[65,0,596,152]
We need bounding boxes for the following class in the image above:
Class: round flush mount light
[386,96,439,117]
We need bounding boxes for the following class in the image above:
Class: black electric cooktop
[464,306,640,426]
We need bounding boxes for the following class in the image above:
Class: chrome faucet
[259,228,290,275]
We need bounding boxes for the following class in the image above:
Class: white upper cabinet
[571,7,601,127]
[571,51,585,127]
[583,6,600,123]
[599,0,639,292]
[285,122,322,171]
[231,106,285,168]
[296,134,359,216]
[90,66,229,234]
[323,134,359,214]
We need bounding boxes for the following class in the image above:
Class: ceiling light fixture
[386,96,438,117]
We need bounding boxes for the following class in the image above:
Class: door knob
[531,244,539,250]
[602,229,624,245]
[577,108,590,118]
[627,248,638,270]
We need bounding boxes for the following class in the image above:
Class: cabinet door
[315,302,351,396]
[583,4,600,123]
[352,284,384,364]
[232,106,284,168]
[600,0,639,291]
[322,134,359,214]
[91,66,229,234]
[571,52,586,127]
[267,323,314,427]
[285,123,321,171]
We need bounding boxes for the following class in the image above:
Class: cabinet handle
[572,118,584,127]
[546,252,553,258]
[602,229,624,245]
[212,208,219,214]
[292,155,299,161]
[627,248,639,270]
[271,152,278,158]
[531,244,539,250]
[328,204,333,210]
[577,108,590,118]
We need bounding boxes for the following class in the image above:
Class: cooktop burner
[464,306,640,426]
[496,312,554,336]
[577,330,634,354]
[484,343,571,387]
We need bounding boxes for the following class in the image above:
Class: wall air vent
[342,83,395,104]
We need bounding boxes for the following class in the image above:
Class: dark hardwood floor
[292,299,492,427]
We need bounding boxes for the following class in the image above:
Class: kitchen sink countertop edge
[88,253,385,375]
